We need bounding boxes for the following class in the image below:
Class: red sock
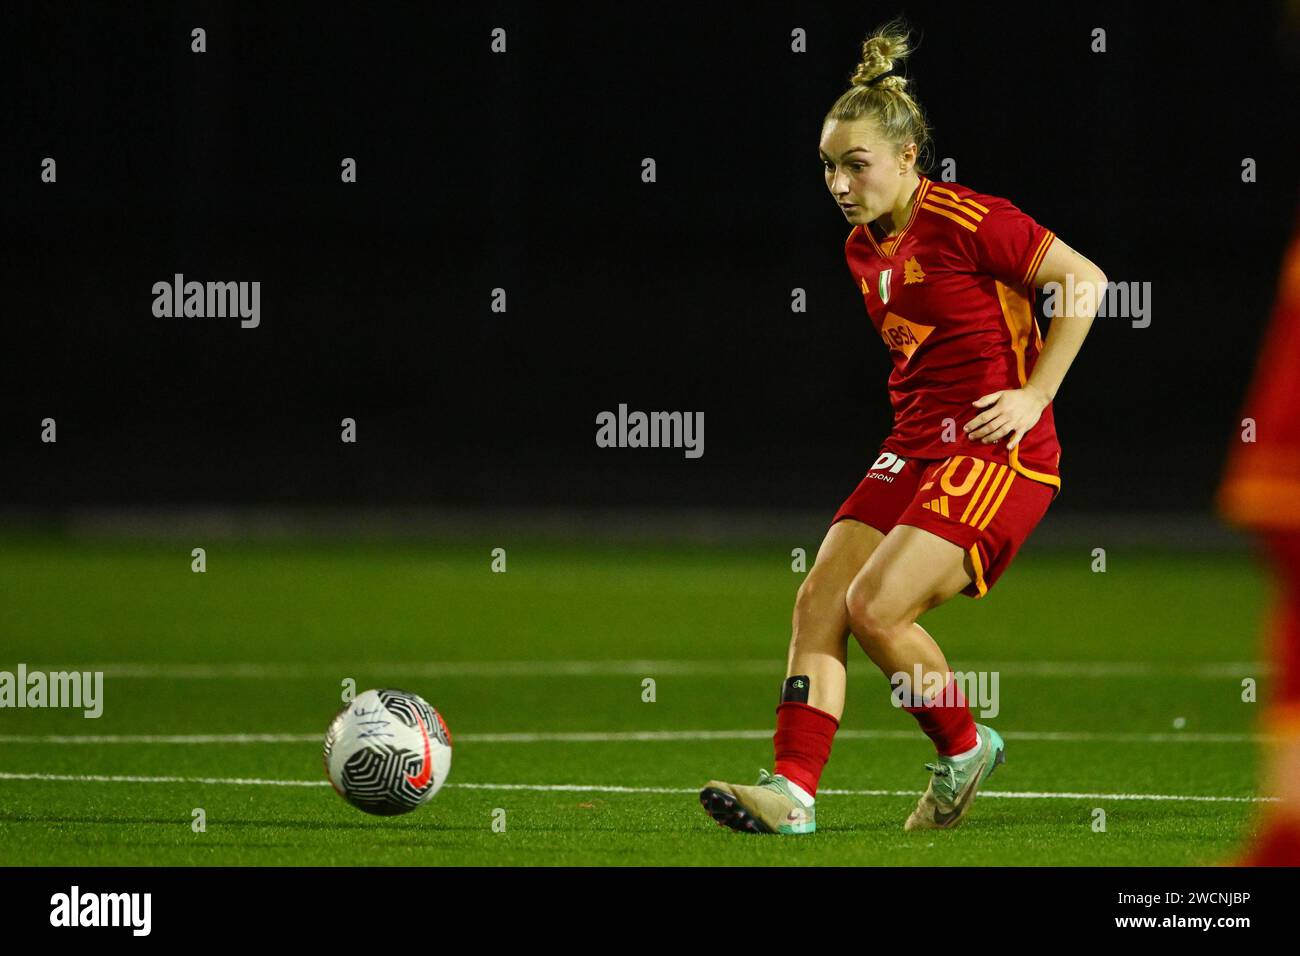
[1238,817,1300,866]
[903,673,978,756]
[773,701,839,798]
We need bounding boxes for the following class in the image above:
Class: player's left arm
[966,237,1107,448]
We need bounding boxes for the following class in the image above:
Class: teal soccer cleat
[903,724,1006,831]
[700,769,816,834]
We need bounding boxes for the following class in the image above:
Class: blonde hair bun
[826,18,932,173]
[849,20,913,92]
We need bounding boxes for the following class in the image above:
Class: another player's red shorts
[831,449,1055,597]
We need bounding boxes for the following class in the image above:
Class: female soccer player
[700,22,1106,833]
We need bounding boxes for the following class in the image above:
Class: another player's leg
[846,524,1005,830]
[1238,531,1300,865]
[700,518,884,834]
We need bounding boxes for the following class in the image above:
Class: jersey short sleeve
[969,197,1056,289]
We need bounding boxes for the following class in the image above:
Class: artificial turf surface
[0,537,1277,865]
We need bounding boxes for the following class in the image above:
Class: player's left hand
[964,386,1049,450]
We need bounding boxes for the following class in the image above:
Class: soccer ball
[323,688,453,815]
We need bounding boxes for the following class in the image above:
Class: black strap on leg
[781,675,811,704]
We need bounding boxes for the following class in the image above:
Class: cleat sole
[699,787,772,834]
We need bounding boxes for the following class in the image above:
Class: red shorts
[831,449,1055,598]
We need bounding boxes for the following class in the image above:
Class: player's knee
[789,568,850,654]
[793,565,840,621]
[845,577,904,647]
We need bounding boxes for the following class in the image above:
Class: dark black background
[6,1,1298,516]
[0,865,1282,940]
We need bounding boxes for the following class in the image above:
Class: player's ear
[898,142,917,173]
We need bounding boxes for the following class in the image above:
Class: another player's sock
[902,672,978,756]
[1239,816,1300,866]
[772,676,837,801]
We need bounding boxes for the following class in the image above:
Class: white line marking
[0,734,320,745]
[0,772,328,787]
[0,771,1273,803]
[0,659,1266,679]
[0,728,1270,745]
[461,729,1274,745]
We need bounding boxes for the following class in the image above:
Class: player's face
[819,118,911,225]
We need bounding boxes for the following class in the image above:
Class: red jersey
[1218,210,1300,529]
[845,176,1062,492]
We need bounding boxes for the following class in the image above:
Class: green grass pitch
[0,536,1276,866]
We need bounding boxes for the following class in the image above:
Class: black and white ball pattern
[323,688,453,816]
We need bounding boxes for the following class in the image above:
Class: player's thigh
[797,519,887,615]
[848,523,974,626]
[813,517,886,576]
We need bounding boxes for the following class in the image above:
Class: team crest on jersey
[878,269,893,304]
[904,256,926,284]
